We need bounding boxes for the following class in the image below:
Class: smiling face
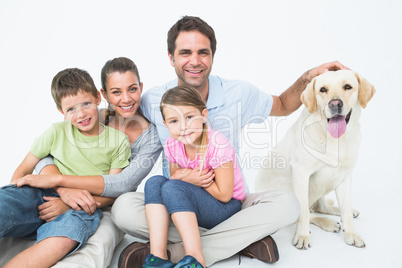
[60,90,101,136]
[314,70,359,120]
[169,31,213,94]
[101,71,143,119]
[302,70,362,138]
[162,104,208,147]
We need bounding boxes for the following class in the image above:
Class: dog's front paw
[293,235,312,250]
[344,232,365,248]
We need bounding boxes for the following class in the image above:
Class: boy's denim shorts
[0,184,102,255]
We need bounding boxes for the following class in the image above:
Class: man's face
[169,31,213,91]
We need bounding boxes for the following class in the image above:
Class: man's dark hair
[167,16,217,57]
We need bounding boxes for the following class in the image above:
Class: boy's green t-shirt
[30,121,130,176]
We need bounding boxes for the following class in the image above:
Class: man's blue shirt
[141,75,273,192]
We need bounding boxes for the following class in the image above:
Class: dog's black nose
[328,99,343,112]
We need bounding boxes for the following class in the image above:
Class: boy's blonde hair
[51,68,98,111]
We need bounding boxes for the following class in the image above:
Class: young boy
[1,68,130,267]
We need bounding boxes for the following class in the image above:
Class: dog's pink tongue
[327,115,347,138]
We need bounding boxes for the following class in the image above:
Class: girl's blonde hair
[160,85,208,173]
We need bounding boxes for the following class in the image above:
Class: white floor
[110,204,401,268]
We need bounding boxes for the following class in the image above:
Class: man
[113,16,347,267]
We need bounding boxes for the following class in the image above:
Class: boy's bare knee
[41,236,78,252]
[62,237,79,248]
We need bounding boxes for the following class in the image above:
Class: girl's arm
[169,162,182,178]
[203,161,234,203]
[170,164,215,188]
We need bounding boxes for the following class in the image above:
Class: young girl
[143,85,246,268]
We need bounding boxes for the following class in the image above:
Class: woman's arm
[21,124,163,199]
[27,157,106,196]
[89,168,123,207]
[17,168,122,202]
[36,163,99,214]
[203,161,234,203]
[40,124,163,197]
[18,141,161,197]
[101,124,163,197]
[32,162,101,215]
[17,173,105,195]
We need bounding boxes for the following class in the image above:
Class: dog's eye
[344,84,352,90]
[320,87,328,93]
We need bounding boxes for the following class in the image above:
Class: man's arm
[270,61,349,116]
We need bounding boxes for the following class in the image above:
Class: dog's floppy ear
[301,78,317,113]
[355,73,376,108]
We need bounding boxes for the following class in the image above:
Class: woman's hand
[172,168,215,188]
[57,187,100,215]
[17,174,59,189]
[38,196,70,222]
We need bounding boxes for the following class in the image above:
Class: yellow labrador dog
[255,70,375,249]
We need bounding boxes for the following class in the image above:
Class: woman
[1,57,162,267]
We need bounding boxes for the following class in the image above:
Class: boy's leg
[5,208,103,267]
[0,187,119,268]
[4,237,78,268]
[52,206,124,268]
[0,185,58,266]
[114,189,299,267]
[0,238,34,267]
[0,185,49,239]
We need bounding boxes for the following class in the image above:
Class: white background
[0,0,401,267]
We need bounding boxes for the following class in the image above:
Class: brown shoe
[118,241,175,268]
[239,235,279,264]
[118,242,150,268]
[118,242,172,268]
